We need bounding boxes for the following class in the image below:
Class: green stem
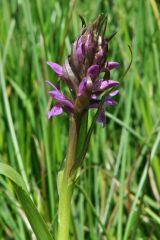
[57,179,73,240]
[57,115,78,240]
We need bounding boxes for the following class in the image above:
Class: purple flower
[103,61,119,71]
[89,89,119,127]
[97,109,106,128]
[47,62,63,77]
[48,104,63,119]
[46,81,74,119]
[46,15,120,126]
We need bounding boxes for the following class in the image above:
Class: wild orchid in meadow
[46,15,120,240]
[46,15,119,127]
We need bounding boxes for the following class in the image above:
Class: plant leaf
[0,163,27,191]
[0,163,54,240]
[14,185,54,240]
[71,94,106,173]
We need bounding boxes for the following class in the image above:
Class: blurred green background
[0,0,160,239]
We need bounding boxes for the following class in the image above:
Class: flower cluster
[46,15,119,126]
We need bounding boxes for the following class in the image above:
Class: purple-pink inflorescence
[46,15,120,126]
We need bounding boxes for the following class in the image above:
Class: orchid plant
[46,14,120,240]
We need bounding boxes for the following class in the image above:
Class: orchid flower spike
[46,14,120,127]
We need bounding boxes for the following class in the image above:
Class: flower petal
[92,80,102,91]
[61,99,74,109]
[87,64,100,79]
[93,80,119,92]
[47,62,63,76]
[48,90,64,100]
[84,34,90,52]
[49,91,74,109]
[78,77,87,96]
[104,90,119,105]
[108,90,119,97]
[48,104,63,119]
[94,40,107,64]
[91,94,97,99]
[46,80,57,90]
[76,37,84,62]
[104,98,117,105]
[104,61,119,70]
[47,81,74,109]
[97,109,106,127]
[101,80,119,89]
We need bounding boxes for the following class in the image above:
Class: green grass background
[0,0,160,239]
